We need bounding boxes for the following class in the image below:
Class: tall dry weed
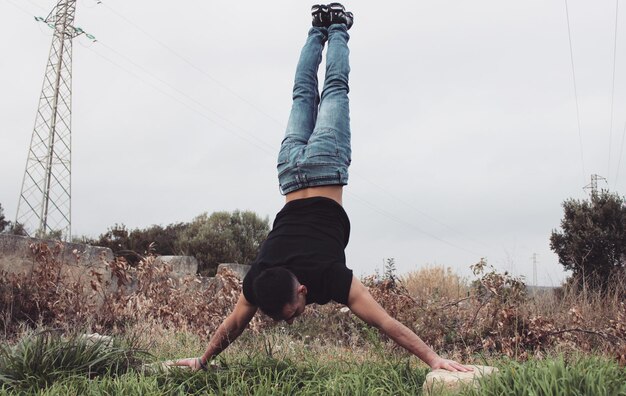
[400,265,469,301]
[93,255,274,336]
[0,242,97,335]
[1,245,624,365]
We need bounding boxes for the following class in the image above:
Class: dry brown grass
[400,265,469,301]
[522,275,626,361]
[1,244,624,365]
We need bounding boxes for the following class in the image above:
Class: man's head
[253,267,307,324]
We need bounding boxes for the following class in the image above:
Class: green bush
[91,210,269,274]
[551,190,626,292]
[176,210,269,275]
[0,331,148,393]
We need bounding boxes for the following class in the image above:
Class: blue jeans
[278,24,351,194]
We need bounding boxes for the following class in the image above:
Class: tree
[0,203,8,232]
[93,223,135,261]
[177,210,270,276]
[550,190,626,291]
[228,210,272,266]
[0,204,26,236]
[129,222,188,258]
[93,223,189,265]
[7,222,28,236]
[92,211,270,274]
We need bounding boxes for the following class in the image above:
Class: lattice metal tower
[16,0,81,240]
[583,174,607,196]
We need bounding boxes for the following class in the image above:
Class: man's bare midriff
[285,185,343,206]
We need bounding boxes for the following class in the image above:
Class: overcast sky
[2,0,625,286]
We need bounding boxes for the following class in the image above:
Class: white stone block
[423,365,498,395]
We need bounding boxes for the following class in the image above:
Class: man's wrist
[197,357,208,371]
[423,352,441,368]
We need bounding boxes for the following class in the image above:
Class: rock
[0,234,116,300]
[217,263,250,280]
[141,360,188,375]
[79,333,114,349]
[0,234,113,276]
[422,365,498,395]
[154,256,198,276]
[141,359,220,375]
[199,276,220,290]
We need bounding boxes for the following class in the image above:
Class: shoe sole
[328,3,345,11]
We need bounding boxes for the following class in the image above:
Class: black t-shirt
[243,197,353,306]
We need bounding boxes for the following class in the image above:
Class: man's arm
[346,276,471,372]
[173,292,258,369]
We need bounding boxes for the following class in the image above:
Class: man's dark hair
[253,267,297,318]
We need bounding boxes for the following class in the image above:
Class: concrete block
[0,234,119,302]
[154,255,198,276]
[0,234,113,275]
[423,365,498,395]
[217,263,250,280]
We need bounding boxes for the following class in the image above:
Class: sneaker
[328,3,345,24]
[311,4,329,27]
[343,11,354,30]
[327,3,353,30]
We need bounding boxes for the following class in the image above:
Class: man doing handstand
[176,4,470,372]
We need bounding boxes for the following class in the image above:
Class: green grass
[1,330,624,395]
[2,356,427,396]
[0,330,148,394]
[154,357,425,395]
[460,356,626,396]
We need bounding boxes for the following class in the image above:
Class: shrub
[0,330,147,393]
[550,190,626,293]
[1,247,625,366]
[176,210,269,275]
[0,242,96,332]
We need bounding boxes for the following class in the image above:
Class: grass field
[0,329,625,395]
[1,251,624,394]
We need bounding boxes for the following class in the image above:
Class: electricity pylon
[583,174,607,196]
[16,0,89,240]
[531,253,538,287]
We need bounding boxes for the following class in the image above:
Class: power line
[82,42,277,157]
[95,0,286,129]
[564,0,586,185]
[90,39,480,255]
[6,0,491,255]
[608,0,620,183]
[615,122,626,189]
[345,191,483,258]
[350,169,494,252]
[69,3,489,259]
[3,0,40,16]
[23,0,47,11]
[96,40,276,153]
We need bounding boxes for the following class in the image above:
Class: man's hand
[429,357,473,372]
[169,357,205,371]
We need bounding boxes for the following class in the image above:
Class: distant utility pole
[583,174,607,196]
[531,253,538,287]
[15,0,91,240]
